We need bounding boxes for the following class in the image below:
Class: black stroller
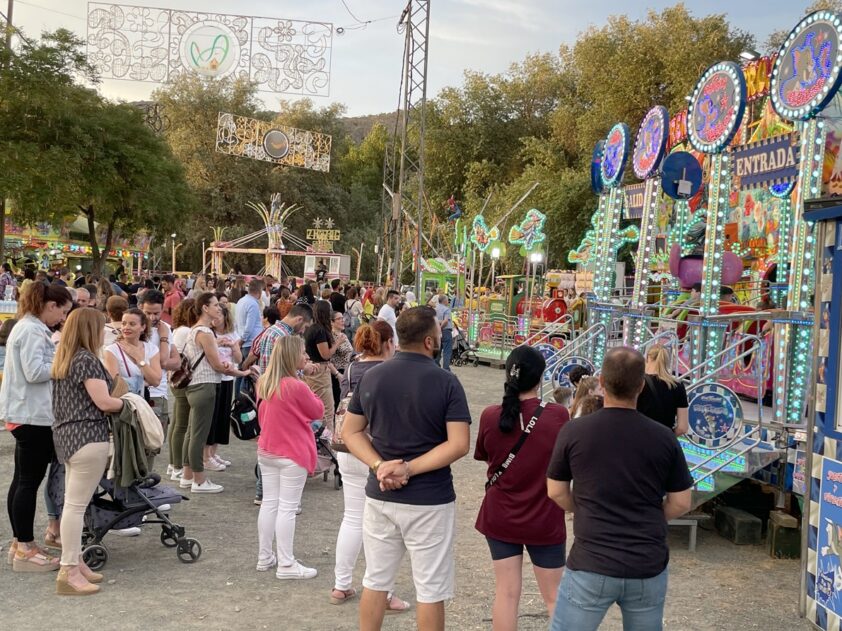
[48,465,201,570]
[312,421,342,489]
[451,322,479,367]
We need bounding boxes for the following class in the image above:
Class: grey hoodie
[0,314,55,426]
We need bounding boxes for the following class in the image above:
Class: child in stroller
[451,321,478,367]
[47,464,201,571]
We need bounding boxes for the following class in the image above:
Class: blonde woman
[256,336,324,580]
[51,308,124,595]
[636,346,689,435]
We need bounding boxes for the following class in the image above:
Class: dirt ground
[0,365,811,630]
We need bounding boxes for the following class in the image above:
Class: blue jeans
[550,568,668,631]
[439,330,453,371]
[235,344,252,394]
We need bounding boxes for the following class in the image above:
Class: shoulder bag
[485,401,548,490]
[170,329,206,390]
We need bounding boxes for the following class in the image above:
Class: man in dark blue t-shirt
[344,306,471,631]
[547,347,693,631]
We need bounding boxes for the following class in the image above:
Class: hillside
[341,111,398,143]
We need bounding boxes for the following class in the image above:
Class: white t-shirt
[148,323,172,398]
[378,303,398,346]
[103,322,121,348]
[105,341,159,396]
[216,332,241,382]
[172,326,191,354]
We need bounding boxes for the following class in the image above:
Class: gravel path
[0,364,811,630]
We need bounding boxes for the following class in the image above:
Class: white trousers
[257,456,307,567]
[333,451,369,590]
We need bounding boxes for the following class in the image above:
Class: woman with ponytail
[474,345,569,630]
[636,345,689,435]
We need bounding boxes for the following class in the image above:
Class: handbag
[230,378,260,440]
[485,401,548,490]
[170,330,206,390]
[331,363,358,453]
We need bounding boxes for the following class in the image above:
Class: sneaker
[158,503,172,512]
[191,479,223,494]
[166,465,174,475]
[170,468,183,481]
[275,561,317,580]
[296,505,303,515]
[256,554,277,572]
[254,497,262,506]
[203,459,226,472]
[215,455,232,466]
[178,477,194,489]
[112,527,141,537]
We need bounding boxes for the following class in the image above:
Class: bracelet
[161,338,169,343]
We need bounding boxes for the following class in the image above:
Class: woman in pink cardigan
[255,335,324,580]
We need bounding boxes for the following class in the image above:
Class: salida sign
[732,132,800,190]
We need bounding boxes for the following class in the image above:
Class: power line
[338,0,366,25]
[16,0,85,21]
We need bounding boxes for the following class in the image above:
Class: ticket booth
[802,203,842,629]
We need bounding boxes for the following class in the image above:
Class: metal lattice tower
[381,0,430,291]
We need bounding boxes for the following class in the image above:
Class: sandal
[385,592,411,614]
[329,587,357,605]
[45,531,62,550]
[12,545,60,573]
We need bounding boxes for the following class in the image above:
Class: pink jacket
[257,378,324,473]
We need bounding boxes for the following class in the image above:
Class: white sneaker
[166,465,174,475]
[256,554,277,572]
[203,459,226,472]
[112,527,141,537]
[296,505,303,515]
[158,503,172,512]
[170,468,183,481]
[179,477,194,488]
[215,455,232,467]
[276,561,317,580]
[191,479,223,494]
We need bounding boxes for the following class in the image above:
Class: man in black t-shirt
[344,307,471,631]
[328,278,346,314]
[547,347,693,631]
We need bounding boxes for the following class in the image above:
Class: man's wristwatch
[370,459,383,475]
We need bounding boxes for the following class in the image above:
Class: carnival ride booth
[800,201,842,629]
[419,257,465,299]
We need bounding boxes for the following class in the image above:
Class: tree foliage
[0,28,193,274]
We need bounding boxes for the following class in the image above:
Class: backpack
[343,299,361,330]
[230,378,260,441]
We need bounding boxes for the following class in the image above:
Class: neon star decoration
[508,209,547,251]
[470,215,499,252]
[770,10,842,121]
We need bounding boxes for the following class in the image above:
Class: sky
[5,0,821,116]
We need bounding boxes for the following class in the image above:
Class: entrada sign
[731,133,800,190]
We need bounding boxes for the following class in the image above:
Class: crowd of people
[0,264,694,631]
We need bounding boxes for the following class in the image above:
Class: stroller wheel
[82,544,109,571]
[176,538,202,563]
[161,526,178,548]
[334,473,342,490]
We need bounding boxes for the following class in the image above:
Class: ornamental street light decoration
[215,112,332,172]
[768,10,842,426]
[86,3,333,97]
[686,60,747,371]
[627,106,669,347]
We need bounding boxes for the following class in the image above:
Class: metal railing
[690,426,763,487]
[519,314,575,348]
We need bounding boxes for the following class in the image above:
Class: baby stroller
[451,322,479,367]
[48,465,200,571]
[312,421,342,489]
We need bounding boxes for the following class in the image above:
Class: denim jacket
[0,314,56,426]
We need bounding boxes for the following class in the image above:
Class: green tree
[0,28,98,264]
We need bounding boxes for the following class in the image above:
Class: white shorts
[362,499,456,603]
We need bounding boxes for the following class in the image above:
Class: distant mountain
[342,112,398,143]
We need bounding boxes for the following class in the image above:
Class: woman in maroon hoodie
[475,345,569,630]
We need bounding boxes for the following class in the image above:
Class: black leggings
[7,425,55,543]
